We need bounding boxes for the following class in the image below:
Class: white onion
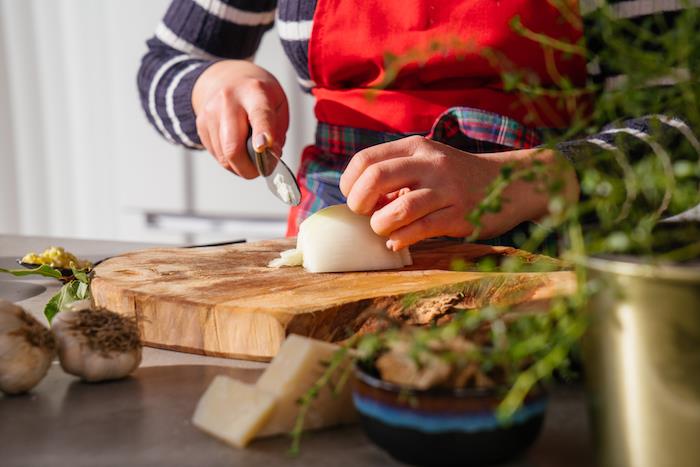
[268,248,303,268]
[273,174,294,204]
[295,204,412,273]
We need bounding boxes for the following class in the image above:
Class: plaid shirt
[289,106,543,244]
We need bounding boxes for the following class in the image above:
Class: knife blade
[246,136,302,206]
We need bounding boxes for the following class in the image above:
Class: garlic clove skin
[52,321,87,378]
[64,299,93,313]
[0,300,55,395]
[81,347,142,383]
[52,308,142,383]
[0,338,53,395]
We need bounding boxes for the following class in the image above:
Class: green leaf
[72,268,90,283]
[477,256,498,272]
[450,258,471,271]
[501,72,521,91]
[673,160,696,178]
[44,293,61,324]
[0,264,62,279]
[76,281,90,299]
[43,279,91,324]
[500,165,514,179]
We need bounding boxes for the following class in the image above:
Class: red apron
[287,0,587,235]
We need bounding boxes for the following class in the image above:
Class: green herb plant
[289,1,700,454]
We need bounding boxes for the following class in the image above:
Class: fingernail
[253,133,268,151]
[386,239,396,251]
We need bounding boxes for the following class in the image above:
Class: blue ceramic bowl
[353,365,547,466]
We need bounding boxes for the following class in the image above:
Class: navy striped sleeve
[137,0,277,149]
[556,115,698,161]
[557,3,699,168]
[555,114,700,222]
[277,0,317,90]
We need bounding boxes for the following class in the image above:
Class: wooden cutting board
[91,239,574,361]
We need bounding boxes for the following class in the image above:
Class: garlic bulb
[0,300,55,395]
[295,204,412,273]
[52,308,142,383]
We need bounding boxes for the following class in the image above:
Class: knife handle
[246,135,267,178]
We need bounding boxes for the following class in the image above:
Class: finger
[346,157,424,215]
[238,85,279,151]
[196,116,214,158]
[265,105,288,160]
[370,188,447,237]
[386,206,473,251]
[207,117,231,172]
[273,97,289,151]
[219,105,258,179]
[340,135,424,197]
[374,187,411,210]
[197,100,232,172]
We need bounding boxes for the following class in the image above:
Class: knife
[246,136,302,206]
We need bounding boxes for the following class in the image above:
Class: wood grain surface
[91,239,574,361]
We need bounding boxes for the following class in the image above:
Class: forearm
[137,45,214,149]
[495,147,580,223]
[136,0,276,148]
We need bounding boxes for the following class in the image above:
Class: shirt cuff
[171,60,220,149]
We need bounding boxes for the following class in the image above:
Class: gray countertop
[0,234,594,466]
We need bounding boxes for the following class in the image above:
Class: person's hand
[192,60,289,178]
[339,136,579,250]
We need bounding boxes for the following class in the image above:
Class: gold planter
[583,257,700,467]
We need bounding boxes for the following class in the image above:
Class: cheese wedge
[192,376,276,448]
[255,334,357,436]
[192,335,357,448]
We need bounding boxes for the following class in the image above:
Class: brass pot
[583,257,700,467]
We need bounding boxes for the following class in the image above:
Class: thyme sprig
[289,2,700,454]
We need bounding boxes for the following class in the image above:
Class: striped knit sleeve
[556,115,699,162]
[558,2,699,164]
[137,0,277,149]
[276,0,317,91]
[556,114,700,222]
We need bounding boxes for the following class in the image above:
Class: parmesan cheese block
[192,376,276,448]
[256,334,357,436]
[192,335,357,448]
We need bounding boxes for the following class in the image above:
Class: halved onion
[268,204,412,273]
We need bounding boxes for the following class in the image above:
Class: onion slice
[268,248,303,268]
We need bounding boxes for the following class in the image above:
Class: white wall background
[0,0,315,244]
